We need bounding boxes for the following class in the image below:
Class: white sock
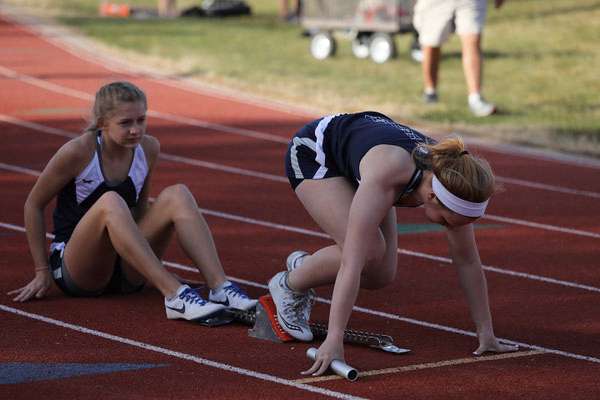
[424,87,437,95]
[469,93,482,103]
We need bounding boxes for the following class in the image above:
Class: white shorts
[413,0,488,47]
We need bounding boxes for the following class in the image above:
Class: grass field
[4,0,600,156]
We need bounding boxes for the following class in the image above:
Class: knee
[361,264,396,290]
[364,233,386,268]
[158,184,195,209]
[96,191,129,218]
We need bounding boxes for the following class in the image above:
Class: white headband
[431,175,489,218]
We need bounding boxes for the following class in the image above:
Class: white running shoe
[209,282,258,311]
[468,94,496,117]
[165,285,226,321]
[268,271,314,341]
[286,250,309,272]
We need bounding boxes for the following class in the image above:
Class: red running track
[1,10,599,400]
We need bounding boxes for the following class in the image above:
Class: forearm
[326,264,362,340]
[24,203,49,271]
[456,262,495,337]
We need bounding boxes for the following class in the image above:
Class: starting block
[223,295,411,354]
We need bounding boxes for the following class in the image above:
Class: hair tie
[460,150,469,156]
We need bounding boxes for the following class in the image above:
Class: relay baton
[306,347,358,381]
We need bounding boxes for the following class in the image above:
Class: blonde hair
[413,137,495,202]
[84,81,147,135]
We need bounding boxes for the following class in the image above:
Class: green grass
[5,0,600,155]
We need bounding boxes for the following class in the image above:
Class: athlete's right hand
[8,271,52,302]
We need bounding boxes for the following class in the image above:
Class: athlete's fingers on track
[473,343,519,356]
[302,359,323,376]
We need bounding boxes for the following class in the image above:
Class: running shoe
[165,285,225,321]
[469,94,496,117]
[286,250,309,272]
[209,282,258,311]
[268,271,314,341]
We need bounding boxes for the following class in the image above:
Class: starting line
[293,350,545,383]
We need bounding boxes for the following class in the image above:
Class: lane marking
[0,66,288,144]
[2,162,600,295]
[1,221,599,367]
[293,350,545,383]
[0,304,365,400]
[1,69,600,198]
[3,6,600,171]
[1,115,599,241]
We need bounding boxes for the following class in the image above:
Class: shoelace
[284,289,314,323]
[223,284,250,299]
[180,288,207,305]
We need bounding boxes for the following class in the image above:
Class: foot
[286,250,309,272]
[209,282,258,311]
[268,271,314,341]
[423,91,438,104]
[469,94,496,117]
[165,285,225,321]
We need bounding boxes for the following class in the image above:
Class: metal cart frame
[300,0,418,63]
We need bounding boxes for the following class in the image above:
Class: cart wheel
[310,32,336,60]
[351,34,371,59]
[369,33,396,64]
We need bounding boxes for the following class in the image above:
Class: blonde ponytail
[413,137,495,202]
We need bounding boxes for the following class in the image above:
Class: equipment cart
[301,0,418,64]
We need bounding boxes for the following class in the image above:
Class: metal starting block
[196,295,410,354]
[237,295,410,354]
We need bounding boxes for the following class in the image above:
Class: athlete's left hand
[473,335,518,356]
[302,337,344,376]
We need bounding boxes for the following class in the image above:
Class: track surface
[1,11,599,400]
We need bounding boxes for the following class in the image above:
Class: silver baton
[306,347,359,381]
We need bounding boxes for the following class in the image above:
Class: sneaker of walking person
[165,285,226,321]
[286,250,309,272]
[209,280,258,311]
[468,93,496,117]
[423,88,438,104]
[268,271,314,341]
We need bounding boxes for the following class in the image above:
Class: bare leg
[134,184,227,290]
[287,178,397,292]
[63,192,181,297]
[460,33,483,95]
[422,45,441,92]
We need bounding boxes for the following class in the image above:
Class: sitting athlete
[268,111,517,376]
[9,81,257,319]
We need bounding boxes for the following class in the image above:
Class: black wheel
[351,33,371,59]
[369,33,396,64]
[310,32,336,60]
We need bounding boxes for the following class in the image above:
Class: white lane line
[0,304,365,400]
[1,162,600,294]
[0,66,288,144]
[1,221,599,366]
[2,221,600,369]
[4,6,600,171]
[484,214,600,239]
[294,350,546,383]
[1,66,600,199]
[1,115,599,239]
[495,176,600,199]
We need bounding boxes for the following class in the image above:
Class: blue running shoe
[209,281,258,311]
[165,285,225,321]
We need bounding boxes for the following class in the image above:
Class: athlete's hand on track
[8,271,52,302]
[473,336,519,356]
[302,337,344,376]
